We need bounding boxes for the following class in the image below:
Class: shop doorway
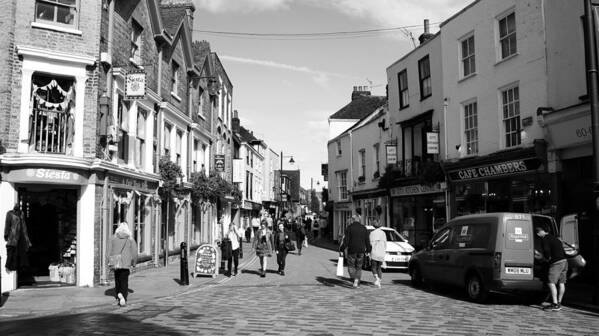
[17,186,78,288]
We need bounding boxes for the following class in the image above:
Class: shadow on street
[315,276,355,288]
[103,288,134,297]
[0,312,185,335]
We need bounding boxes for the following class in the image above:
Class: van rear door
[560,214,579,247]
[502,214,534,281]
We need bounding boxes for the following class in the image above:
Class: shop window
[112,191,130,234]
[501,86,520,147]
[130,19,143,65]
[35,0,77,27]
[117,95,129,163]
[29,74,75,155]
[418,55,431,100]
[398,69,409,109]
[136,108,146,169]
[134,194,149,255]
[498,12,517,60]
[464,101,478,155]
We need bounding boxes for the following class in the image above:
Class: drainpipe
[349,130,354,220]
[443,98,450,221]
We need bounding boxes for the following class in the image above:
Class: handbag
[336,256,344,277]
[108,240,128,270]
[285,241,296,252]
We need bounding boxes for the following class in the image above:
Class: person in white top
[369,206,387,288]
[226,223,242,276]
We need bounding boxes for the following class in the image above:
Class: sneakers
[233,271,238,276]
[117,293,126,307]
[543,303,561,311]
[374,279,382,288]
[280,270,285,276]
[353,279,360,288]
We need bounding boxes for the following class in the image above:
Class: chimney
[418,19,435,45]
[351,85,371,101]
[161,0,196,29]
[232,110,240,133]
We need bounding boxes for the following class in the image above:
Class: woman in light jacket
[108,222,138,307]
[369,206,387,288]
[253,221,272,277]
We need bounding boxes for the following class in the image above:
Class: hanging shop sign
[390,183,444,197]
[194,244,218,278]
[5,168,88,185]
[214,154,226,172]
[426,132,439,154]
[125,70,147,100]
[447,158,542,181]
[386,145,397,165]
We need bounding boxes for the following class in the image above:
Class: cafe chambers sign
[448,158,542,181]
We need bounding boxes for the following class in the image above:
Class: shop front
[444,143,553,219]
[389,182,446,250]
[351,189,389,227]
[0,162,95,291]
[332,201,352,243]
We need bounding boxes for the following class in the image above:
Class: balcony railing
[29,107,73,154]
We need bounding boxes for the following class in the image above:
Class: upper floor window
[398,70,409,109]
[130,20,143,65]
[359,149,366,180]
[461,35,475,77]
[35,0,77,27]
[418,56,432,99]
[117,95,129,163]
[175,130,183,166]
[336,140,342,156]
[152,110,158,173]
[135,108,146,168]
[337,171,348,200]
[164,123,172,157]
[171,61,180,97]
[197,87,205,119]
[502,86,521,147]
[499,12,517,59]
[463,101,478,155]
[373,143,380,175]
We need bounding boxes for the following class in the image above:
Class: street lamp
[280,151,294,218]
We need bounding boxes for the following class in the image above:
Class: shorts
[547,259,568,285]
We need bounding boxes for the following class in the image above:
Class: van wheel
[466,274,488,303]
[410,265,423,288]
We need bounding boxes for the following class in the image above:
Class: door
[502,215,534,281]
[426,226,452,283]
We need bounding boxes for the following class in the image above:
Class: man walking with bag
[339,213,371,288]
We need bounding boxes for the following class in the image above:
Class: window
[373,143,380,176]
[418,56,431,99]
[35,0,77,26]
[337,171,348,200]
[336,141,342,156]
[171,61,180,96]
[499,12,517,59]
[135,109,146,168]
[431,227,451,250]
[501,86,520,147]
[176,130,183,166]
[359,149,366,180]
[134,195,148,254]
[130,20,143,64]
[117,95,129,163]
[398,70,409,109]
[246,171,250,199]
[193,140,199,172]
[461,35,475,77]
[164,123,172,158]
[463,101,478,155]
[197,87,205,118]
[153,110,158,173]
[453,224,491,249]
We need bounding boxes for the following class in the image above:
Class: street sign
[426,132,439,154]
[214,154,225,172]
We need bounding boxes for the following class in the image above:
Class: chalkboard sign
[194,244,219,278]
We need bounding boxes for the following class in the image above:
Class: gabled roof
[328,105,387,144]
[237,126,258,143]
[160,3,198,76]
[329,96,386,120]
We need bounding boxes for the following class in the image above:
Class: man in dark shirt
[535,225,568,311]
[339,217,371,288]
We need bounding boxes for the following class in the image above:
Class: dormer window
[130,20,143,65]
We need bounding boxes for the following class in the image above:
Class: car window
[384,229,406,242]
[532,215,556,236]
[431,227,451,250]
[453,224,490,249]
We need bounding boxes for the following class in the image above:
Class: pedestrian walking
[107,222,138,307]
[339,217,371,288]
[294,219,306,255]
[535,225,568,311]
[274,223,291,275]
[225,223,242,276]
[369,206,387,288]
[253,221,272,277]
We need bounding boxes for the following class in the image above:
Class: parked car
[408,212,584,303]
[364,226,415,270]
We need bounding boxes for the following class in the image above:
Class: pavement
[0,241,257,320]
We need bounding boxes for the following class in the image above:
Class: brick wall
[0,0,16,150]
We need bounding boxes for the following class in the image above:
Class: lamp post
[280,151,294,219]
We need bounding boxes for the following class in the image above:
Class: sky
[191,0,470,191]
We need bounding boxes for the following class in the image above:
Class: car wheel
[410,264,423,287]
[466,273,488,303]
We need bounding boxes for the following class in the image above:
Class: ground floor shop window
[334,210,352,241]
[391,194,445,250]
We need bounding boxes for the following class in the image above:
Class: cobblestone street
[1,245,599,335]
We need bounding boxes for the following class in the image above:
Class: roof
[160,5,187,36]
[237,126,258,143]
[329,96,387,120]
[327,105,387,144]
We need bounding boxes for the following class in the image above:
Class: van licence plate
[505,267,531,275]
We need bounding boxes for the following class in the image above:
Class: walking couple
[339,207,387,288]
[253,221,292,277]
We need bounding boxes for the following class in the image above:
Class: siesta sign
[448,158,542,181]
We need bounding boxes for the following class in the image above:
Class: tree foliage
[190,171,242,206]
[159,156,184,200]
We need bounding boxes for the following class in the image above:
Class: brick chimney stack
[160,0,195,28]
[351,85,371,100]
[232,110,240,133]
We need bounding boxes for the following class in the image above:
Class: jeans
[114,268,130,300]
[347,253,365,280]
[227,249,240,274]
[276,248,287,271]
[371,260,383,279]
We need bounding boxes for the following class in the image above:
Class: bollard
[180,242,189,285]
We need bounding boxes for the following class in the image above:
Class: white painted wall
[328,119,358,140]
[351,112,389,193]
[327,133,351,203]
[77,183,95,287]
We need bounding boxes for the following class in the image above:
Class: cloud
[194,0,292,13]
[220,55,356,86]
